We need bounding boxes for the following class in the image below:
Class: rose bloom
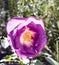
[6,16,47,59]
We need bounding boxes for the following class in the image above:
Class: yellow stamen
[20,28,34,46]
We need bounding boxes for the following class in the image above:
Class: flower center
[20,27,35,46]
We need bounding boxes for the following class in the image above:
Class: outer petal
[16,16,45,31]
[26,16,45,30]
[6,17,25,34]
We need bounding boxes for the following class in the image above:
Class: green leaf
[35,60,43,65]
[31,59,42,65]
[45,57,59,65]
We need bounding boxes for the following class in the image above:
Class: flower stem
[29,59,31,65]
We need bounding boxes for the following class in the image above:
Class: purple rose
[6,16,47,59]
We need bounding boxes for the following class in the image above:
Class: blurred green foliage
[0,0,59,64]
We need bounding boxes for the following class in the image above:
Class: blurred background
[0,0,59,65]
